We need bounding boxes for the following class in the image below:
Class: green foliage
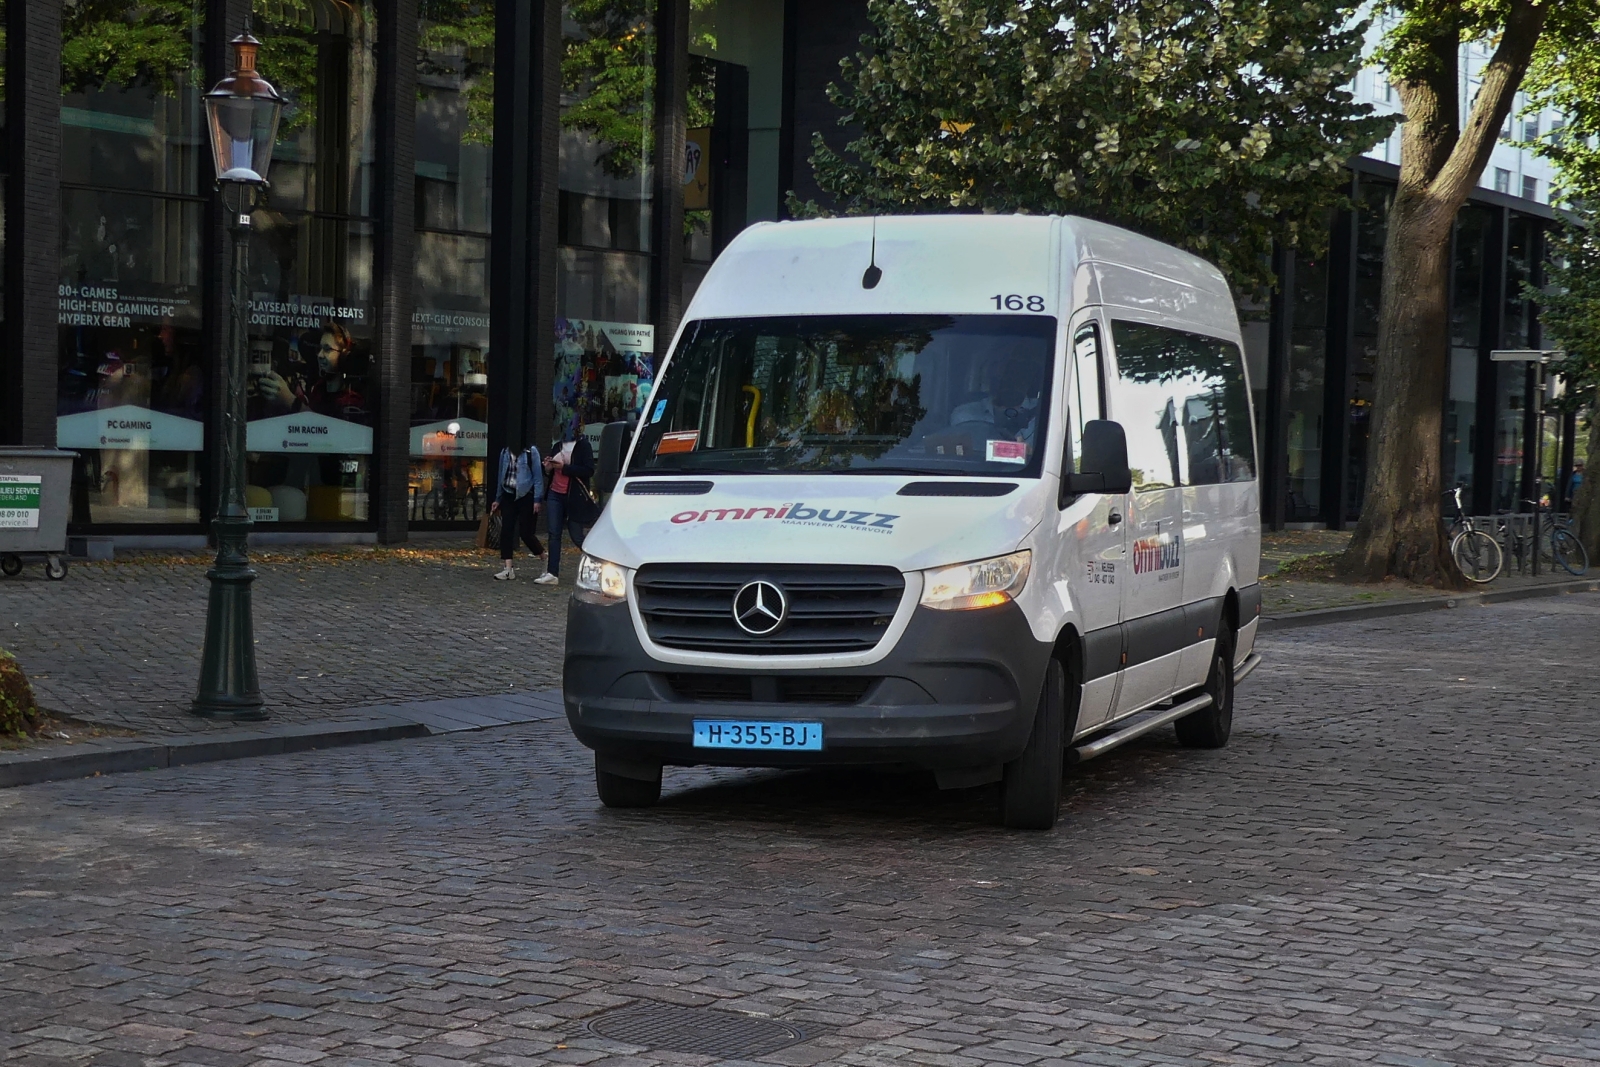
[1519,2,1600,402]
[806,0,1395,298]
[561,0,717,181]
[253,0,375,136]
[563,0,659,180]
[420,0,495,146]
[0,650,40,739]
[1373,1,1508,82]
[61,0,201,96]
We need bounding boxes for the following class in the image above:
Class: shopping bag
[476,510,501,551]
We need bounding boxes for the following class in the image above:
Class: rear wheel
[1551,528,1589,576]
[595,758,662,808]
[1175,629,1234,749]
[0,555,21,577]
[1001,658,1066,831]
[1451,529,1502,584]
[45,557,67,581]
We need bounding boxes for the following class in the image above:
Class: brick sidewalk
[0,541,567,735]
[2,531,1588,741]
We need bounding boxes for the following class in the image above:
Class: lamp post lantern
[193,27,284,720]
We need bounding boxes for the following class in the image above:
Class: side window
[1069,322,1104,473]
[1108,320,1256,490]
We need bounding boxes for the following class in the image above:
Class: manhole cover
[586,1002,806,1056]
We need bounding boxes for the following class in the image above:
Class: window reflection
[557,1,656,442]
[411,0,494,524]
[1109,321,1256,491]
[245,1,379,526]
[57,0,206,525]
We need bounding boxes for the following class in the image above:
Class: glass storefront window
[557,1,657,444]
[1287,250,1327,522]
[686,0,784,302]
[1345,180,1390,521]
[411,1,494,524]
[58,0,206,525]
[245,1,378,526]
[1443,208,1491,504]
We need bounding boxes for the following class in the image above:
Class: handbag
[567,475,601,525]
[476,509,502,551]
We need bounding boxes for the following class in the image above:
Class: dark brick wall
[374,0,419,543]
[2,0,62,446]
[784,0,871,211]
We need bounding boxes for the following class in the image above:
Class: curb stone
[0,690,566,789]
[1259,577,1600,632]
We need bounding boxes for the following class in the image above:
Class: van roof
[685,214,1236,337]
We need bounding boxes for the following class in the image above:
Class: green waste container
[0,449,78,581]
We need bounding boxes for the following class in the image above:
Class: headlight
[576,553,628,603]
[920,550,1031,611]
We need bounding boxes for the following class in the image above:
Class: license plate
[692,720,823,751]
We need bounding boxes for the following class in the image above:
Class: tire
[0,555,21,577]
[595,759,662,808]
[44,557,67,581]
[1551,528,1589,577]
[1175,629,1234,749]
[1001,657,1066,831]
[1451,529,1502,584]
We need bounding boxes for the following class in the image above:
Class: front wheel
[595,758,662,808]
[1175,630,1234,749]
[1451,529,1503,584]
[1551,528,1589,577]
[0,555,21,577]
[44,557,67,581]
[1001,658,1066,831]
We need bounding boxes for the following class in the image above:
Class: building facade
[0,0,1570,545]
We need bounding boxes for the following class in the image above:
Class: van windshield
[628,315,1057,477]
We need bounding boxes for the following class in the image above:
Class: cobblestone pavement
[3,597,1598,1066]
[0,544,567,733]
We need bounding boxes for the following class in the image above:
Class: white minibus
[564,215,1262,829]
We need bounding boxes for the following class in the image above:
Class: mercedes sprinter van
[564,215,1262,829]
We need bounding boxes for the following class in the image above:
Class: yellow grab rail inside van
[741,385,761,447]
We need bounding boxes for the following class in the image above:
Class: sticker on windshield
[656,430,699,455]
[986,439,1027,464]
[651,398,667,424]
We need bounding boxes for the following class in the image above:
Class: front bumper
[563,596,1054,770]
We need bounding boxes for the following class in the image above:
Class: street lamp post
[193,27,284,720]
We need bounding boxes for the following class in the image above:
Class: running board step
[1070,692,1213,763]
[1233,652,1262,686]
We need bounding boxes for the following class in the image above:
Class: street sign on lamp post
[193,26,284,720]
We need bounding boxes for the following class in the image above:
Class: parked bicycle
[1446,486,1503,583]
[1524,499,1590,577]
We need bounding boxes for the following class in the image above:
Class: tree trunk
[1338,1,1547,587]
[1575,403,1600,559]
[1340,192,1464,587]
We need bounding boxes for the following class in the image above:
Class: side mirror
[1064,419,1133,498]
[596,421,628,494]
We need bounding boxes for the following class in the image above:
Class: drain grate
[586,1002,806,1057]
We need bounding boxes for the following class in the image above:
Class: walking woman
[535,428,598,585]
[490,440,544,580]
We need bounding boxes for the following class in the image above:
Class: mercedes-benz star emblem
[732,580,788,636]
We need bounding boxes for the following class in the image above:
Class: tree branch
[1431,0,1550,206]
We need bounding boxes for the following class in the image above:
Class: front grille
[666,674,877,705]
[635,563,905,654]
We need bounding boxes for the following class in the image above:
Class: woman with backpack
[489,440,544,581]
[535,428,599,585]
